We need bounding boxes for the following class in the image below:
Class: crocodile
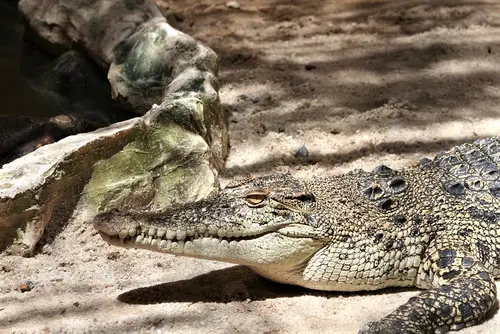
[94,137,500,333]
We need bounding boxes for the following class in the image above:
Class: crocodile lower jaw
[98,229,273,255]
[98,222,326,267]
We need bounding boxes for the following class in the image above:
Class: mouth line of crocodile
[102,230,268,245]
[98,223,292,253]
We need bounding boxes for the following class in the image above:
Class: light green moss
[84,123,218,212]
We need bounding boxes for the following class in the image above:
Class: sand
[2,0,500,333]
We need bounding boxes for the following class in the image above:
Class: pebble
[295,145,309,158]
[304,64,316,71]
[19,280,35,292]
[226,1,240,9]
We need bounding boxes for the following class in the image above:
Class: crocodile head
[93,173,330,286]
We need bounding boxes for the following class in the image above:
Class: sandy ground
[2,0,500,333]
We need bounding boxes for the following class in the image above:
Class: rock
[226,1,241,9]
[19,280,35,292]
[0,119,142,254]
[1,0,228,255]
[295,145,309,158]
[82,122,220,212]
[107,22,220,114]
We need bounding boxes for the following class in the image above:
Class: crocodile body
[94,137,500,333]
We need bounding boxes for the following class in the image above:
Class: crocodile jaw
[98,228,324,271]
[94,211,326,269]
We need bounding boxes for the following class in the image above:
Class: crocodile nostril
[363,184,385,200]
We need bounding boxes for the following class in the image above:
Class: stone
[295,145,309,159]
[226,1,241,9]
[1,0,228,255]
[0,118,142,254]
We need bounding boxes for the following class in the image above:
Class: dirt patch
[2,1,500,333]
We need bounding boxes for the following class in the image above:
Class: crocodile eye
[244,191,269,207]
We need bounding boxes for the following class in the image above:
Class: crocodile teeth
[184,240,194,252]
[170,241,184,253]
[151,238,159,247]
[160,239,172,250]
[177,230,187,240]
[142,236,152,245]
[166,230,176,240]
[202,237,212,247]
[125,223,261,248]
[171,241,179,252]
